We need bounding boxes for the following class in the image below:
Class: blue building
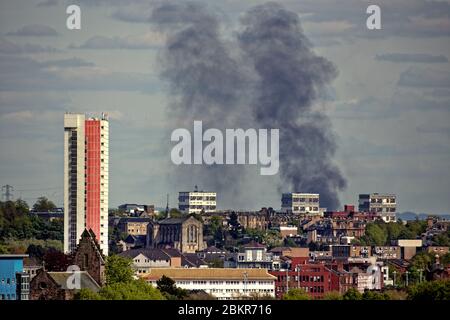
[0,254,29,300]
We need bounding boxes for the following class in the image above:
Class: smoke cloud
[151,1,346,210]
[237,3,346,210]
[151,1,250,208]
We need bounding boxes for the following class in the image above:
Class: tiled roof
[161,248,182,257]
[158,217,189,224]
[119,217,152,223]
[242,241,266,248]
[142,268,276,281]
[124,234,147,244]
[119,248,172,261]
[181,253,207,267]
[48,271,100,292]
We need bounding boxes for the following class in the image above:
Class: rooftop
[48,271,100,292]
[142,268,276,281]
[0,254,29,259]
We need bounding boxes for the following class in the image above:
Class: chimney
[344,205,355,213]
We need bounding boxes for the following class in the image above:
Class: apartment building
[281,193,321,215]
[143,268,276,300]
[64,113,109,255]
[178,187,216,214]
[270,263,334,299]
[225,242,280,270]
[358,193,397,223]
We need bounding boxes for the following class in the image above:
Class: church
[146,216,206,253]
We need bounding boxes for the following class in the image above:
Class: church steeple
[166,193,170,218]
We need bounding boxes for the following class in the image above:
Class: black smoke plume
[151,1,346,210]
[238,2,346,210]
[151,1,250,208]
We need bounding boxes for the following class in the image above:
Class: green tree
[156,275,187,299]
[15,199,29,213]
[284,237,297,247]
[362,291,390,300]
[384,289,407,300]
[282,288,310,300]
[364,223,388,245]
[105,255,134,285]
[407,279,450,300]
[410,252,433,271]
[75,288,102,300]
[99,279,165,300]
[432,231,450,246]
[441,253,450,265]
[323,291,343,300]
[343,288,362,300]
[32,197,56,212]
[76,280,165,300]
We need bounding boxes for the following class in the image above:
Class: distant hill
[396,211,450,221]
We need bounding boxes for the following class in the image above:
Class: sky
[0,0,449,214]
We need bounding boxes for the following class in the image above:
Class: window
[83,253,89,269]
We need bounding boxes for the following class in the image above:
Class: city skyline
[0,1,449,215]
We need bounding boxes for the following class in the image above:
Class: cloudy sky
[0,0,449,214]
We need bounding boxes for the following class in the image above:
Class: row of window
[0,278,15,285]
[293,198,319,203]
[0,293,16,300]
[277,275,326,283]
[293,207,319,211]
[175,280,273,285]
[134,258,170,264]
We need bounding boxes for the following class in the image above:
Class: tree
[433,231,450,246]
[15,199,29,213]
[156,275,188,299]
[185,291,216,300]
[168,208,184,219]
[343,288,362,300]
[441,253,450,266]
[282,288,310,300]
[76,280,165,300]
[323,291,343,300]
[362,290,390,300]
[75,288,102,300]
[384,289,407,300]
[407,279,450,300]
[364,223,388,246]
[32,197,56,212]
[43,249,71,271]
[284,237,297,247]
[26,244,47,261]
[105,255,134,285]
[98,279,165,300]
[410,252,433,270]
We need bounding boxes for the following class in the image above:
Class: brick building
[29,269,100,300]
[71,229,106,286]
[270,263,334,299]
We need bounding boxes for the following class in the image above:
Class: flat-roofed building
[0,254,29,300]
[281,193,320,215]
[143,268,276,300]
[373,246,401,260]
[395,239,423,260]
[179,187,216,214]
[358,193,396,223]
